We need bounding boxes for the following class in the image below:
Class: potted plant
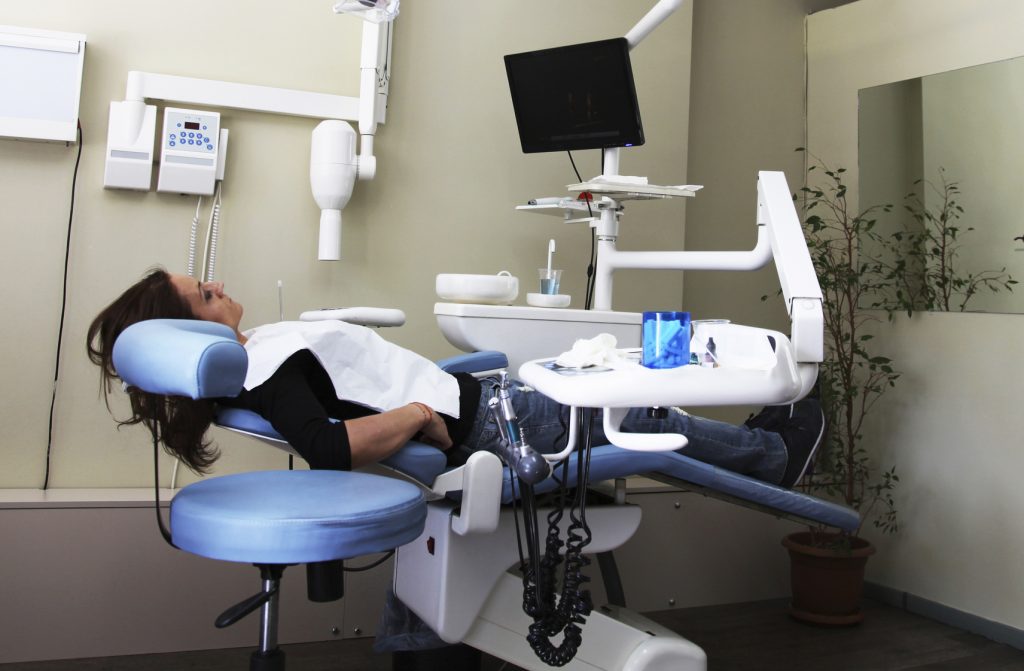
[782,154,1016,625]
[780,153,901,625]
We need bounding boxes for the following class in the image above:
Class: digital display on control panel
[184,121,200,130]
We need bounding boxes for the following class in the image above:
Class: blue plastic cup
[641,311,691,369]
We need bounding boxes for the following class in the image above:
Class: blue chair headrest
[112,319,248,399]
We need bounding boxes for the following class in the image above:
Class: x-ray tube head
[310,120,357,260]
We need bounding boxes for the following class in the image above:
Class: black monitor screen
[504,37,645,154]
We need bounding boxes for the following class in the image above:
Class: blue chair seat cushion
[214,407,448,485]
[170,470,426,564]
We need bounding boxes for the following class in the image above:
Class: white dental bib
[242,321,460,418]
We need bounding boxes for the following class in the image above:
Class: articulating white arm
[356,20,389,180]
[592,225,773,311]
[757,171,823,364]
[625,0,686,49]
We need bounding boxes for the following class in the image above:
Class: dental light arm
[585,0,684,188]
[624,0,685,48]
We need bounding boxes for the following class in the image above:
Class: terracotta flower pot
[782,531,876,625]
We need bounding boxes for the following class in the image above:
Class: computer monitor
[504,37,645,154]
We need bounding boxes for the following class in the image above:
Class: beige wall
[0,1,692,489]
[807,0,1024,630]
[684,0,837,424]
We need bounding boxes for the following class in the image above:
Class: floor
[3,598,1023,670]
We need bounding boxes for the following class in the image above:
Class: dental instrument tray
[518,325,808,411]
[567,178,703,201]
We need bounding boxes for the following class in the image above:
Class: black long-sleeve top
[219,349,482,470]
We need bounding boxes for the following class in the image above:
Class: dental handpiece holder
[487,372,551,486]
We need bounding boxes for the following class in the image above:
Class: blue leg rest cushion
[170,470,427,564]
[507,447,858,531]
[214,407,857,531]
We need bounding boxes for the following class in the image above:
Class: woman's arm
[346,404,451,468]
[237,350,450,470]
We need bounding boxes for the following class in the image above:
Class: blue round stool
[111,320,429,670]
[171,470,426,670]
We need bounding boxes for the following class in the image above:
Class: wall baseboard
[865,581,1024,651]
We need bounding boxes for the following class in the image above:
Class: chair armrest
[436,350,508,375]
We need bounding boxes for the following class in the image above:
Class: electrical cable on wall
[567,151,598,310]
[186,196,203,277]
[42,120,84,490]
[201,181,223,282]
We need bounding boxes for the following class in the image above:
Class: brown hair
[87,268,220,473]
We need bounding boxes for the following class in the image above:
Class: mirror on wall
[858,56,1023,314]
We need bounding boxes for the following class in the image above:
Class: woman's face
[169,273,244,332]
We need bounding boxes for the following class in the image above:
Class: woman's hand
[413,402,453,451]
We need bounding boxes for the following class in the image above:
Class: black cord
[43,120,84,490]
[152,425,176,548]
[343,550,394,572]
[566,151,598,310]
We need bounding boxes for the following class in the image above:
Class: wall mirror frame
[805,0,1024,317]
[858,56,1023,314]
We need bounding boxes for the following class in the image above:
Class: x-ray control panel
[157,107,221,195]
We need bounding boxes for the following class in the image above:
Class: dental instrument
[486,372,550,486]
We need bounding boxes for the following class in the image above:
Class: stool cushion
[170,470,426,564]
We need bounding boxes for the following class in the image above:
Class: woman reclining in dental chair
[87,268,825,488]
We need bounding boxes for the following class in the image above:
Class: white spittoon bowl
[526,292,571,308]
[436,272,519,305]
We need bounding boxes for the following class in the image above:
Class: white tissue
[242,321,461,417]
[554,333,627,369]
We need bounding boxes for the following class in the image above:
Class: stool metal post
[251,565,286,671]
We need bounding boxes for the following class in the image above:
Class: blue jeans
[462,378,787,485]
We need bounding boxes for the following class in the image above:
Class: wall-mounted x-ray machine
[103,1,398,260]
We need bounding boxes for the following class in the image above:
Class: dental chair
[112,319,429,671]
[115,316,857,671]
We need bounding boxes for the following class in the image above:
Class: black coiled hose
[522,524,593,666]
[516,408,596,666]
